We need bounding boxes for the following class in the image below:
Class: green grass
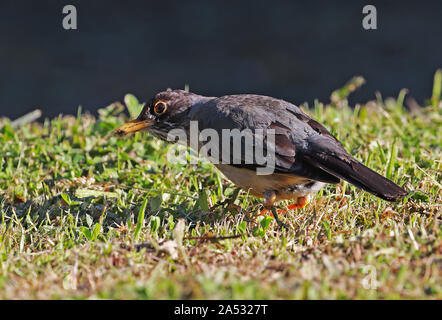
[0,76,440,299]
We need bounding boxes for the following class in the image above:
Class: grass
[0,75,440,299]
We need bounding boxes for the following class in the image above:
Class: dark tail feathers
[304,137,408,201]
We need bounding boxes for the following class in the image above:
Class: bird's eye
[153,101,167,115]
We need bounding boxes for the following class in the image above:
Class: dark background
[1,0,441,119]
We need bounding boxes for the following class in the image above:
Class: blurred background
[1,0,441,119]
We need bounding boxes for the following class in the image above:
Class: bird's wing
[191,94,407,201]
[189,94,339,183]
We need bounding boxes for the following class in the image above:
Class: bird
[116,89,407,228]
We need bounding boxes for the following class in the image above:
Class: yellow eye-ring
[153,100,167,115]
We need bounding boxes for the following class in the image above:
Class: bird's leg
[258,190,276,216]
[287,195,310,210]
[258,191,285,216]
[271,207,290,230]
[261,190,289,230]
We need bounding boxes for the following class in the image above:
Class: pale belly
[215,164,325,200]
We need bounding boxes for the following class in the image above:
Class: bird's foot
[257,208,286,216]
[270,207,290,230]
[286,195,309,210]
[256,207,290,229]
[256,190,290,229]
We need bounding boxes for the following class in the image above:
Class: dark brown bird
[116,89,407,227]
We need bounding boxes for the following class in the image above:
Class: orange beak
[115,119,154,135]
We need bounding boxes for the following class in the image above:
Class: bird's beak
[115,119,154,135]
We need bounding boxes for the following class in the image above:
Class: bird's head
[116,89,207,140]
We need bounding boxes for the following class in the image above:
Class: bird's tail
[304,136,408,201]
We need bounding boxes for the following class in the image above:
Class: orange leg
[258,190,276,214]
[259,195,310,215]
[258,190,278,216]
[258,190,289,229]
[286,195,310,210]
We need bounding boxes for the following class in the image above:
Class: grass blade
[134,198,148,240]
